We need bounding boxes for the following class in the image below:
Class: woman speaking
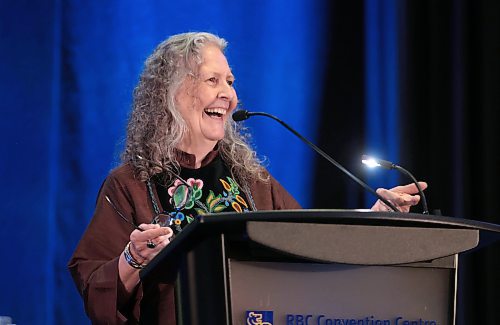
[68,32,425,324]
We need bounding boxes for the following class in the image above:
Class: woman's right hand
[128,224,174,265]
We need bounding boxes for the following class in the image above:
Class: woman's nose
[217,83,234,101]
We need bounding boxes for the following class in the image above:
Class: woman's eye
[227,80,234,87]
[207,77,217,84]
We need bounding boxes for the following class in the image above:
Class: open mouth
[204,107,227,119]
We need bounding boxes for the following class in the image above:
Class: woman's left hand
[371,182,428,213]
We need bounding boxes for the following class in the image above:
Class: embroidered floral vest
[152,154,251,234]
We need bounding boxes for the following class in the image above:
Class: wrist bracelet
[123,241,145,269]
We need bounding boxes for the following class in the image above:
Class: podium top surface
[140,210,500,281]
[194,210,500,245]
[196,209,500,231]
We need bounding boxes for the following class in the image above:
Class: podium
[140,210,500,325]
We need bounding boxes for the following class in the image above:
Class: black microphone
[232,109,399,212]
[361,155,429,214]
[232,109,251,121]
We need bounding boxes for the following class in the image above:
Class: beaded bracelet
[123,241,145,269]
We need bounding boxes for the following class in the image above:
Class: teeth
[205,108,227,115]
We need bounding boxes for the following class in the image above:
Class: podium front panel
[228,260,455,325]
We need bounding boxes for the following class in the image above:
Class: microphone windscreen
[232,110,249,122]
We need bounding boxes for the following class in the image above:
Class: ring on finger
[147,239,156,249]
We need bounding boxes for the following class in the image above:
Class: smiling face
[175,44,238,151]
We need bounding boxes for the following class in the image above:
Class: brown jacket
[68,163,300,324]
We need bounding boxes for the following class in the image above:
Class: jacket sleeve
[269,175,302,210]
[68,167,148,324]
[250,172,302,210]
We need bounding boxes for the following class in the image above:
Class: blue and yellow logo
[246,311,273,325]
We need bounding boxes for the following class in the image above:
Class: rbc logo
[246,311,273,325]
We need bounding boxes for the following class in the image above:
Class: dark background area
[313,1,500,323]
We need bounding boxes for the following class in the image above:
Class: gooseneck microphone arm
[395,165,429,214]
[361,155,429,215]
[232,110,400,212]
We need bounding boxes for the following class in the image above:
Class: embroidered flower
[164,175,249,235]
[218,177,249,212]
[235,195,248,208]
[232,201,242,213]
[167,179,184,196]
[220,178,231,191]
[174,212,185,221]
[205,190,226,213]
[227,177,240,194]
[168,178,204,210]
[187,178,204,190]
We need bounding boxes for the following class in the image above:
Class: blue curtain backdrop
[0,0,328,323]
[364,0,400,206]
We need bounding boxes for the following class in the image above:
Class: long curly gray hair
[122,32,267,185]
